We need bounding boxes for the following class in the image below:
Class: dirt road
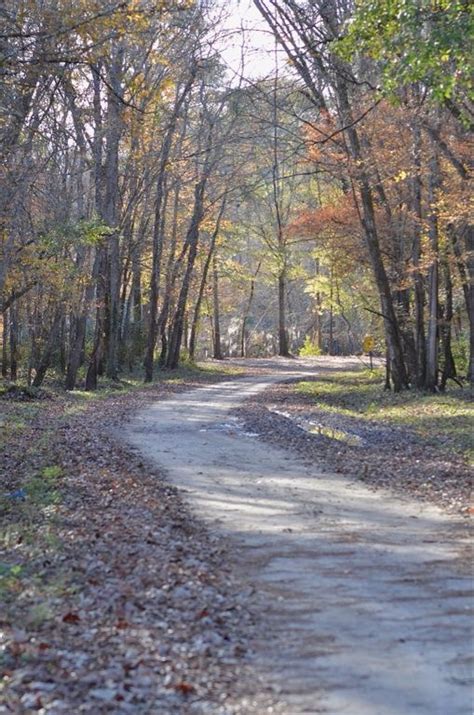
[124,358,473,715]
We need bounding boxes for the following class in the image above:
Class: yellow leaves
[393,169,408,183]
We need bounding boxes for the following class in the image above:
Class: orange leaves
[290,195,360,243]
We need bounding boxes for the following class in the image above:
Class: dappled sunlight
[124,372,473,715]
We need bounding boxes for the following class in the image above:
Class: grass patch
[1,464,65,609]
[296,369,474,462]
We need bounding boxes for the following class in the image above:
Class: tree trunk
[189,198,226,361]
[143,152,170,381]
[85,249,106,391]
[104,49,124,382]
[85,65,105,390]
[157,181,182,367]
[337,81,408,390]
[278,270,290,356]
[212,253,223,360]
[411,119,426,387]
[2,309,8,377]
[65,248,95,390]
[240,261,261,358]
[450,224,474,382]
[144,73,196,381]
[166,177,207,369]
[440,251,456,391]
[32,307,62,387]
[10,302,18,381]
[425,146,441,390]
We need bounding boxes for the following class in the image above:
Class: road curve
[123,361,473,715]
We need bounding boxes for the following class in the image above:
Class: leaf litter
[0,374,282,714]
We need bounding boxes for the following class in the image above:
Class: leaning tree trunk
[144,72,196,381]
[166,175,208,370]
[189,198,226,361]
[337,82,408,391]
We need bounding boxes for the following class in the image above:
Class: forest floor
[1,357,472,714]
[0,363,279,714]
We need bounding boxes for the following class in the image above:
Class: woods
[1,0,472,391]
[1,4,473,712]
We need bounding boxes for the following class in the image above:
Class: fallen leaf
[62,612,81,624]
[174,682,195,695]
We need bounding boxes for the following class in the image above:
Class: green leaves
[39,219,114,254]
[336,0,474,118]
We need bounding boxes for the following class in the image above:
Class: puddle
[269,408,363,447]
[307,423,363,447]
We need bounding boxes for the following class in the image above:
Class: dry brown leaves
[0,376,279,714]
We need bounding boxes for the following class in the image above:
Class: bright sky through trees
[215,0,279,79]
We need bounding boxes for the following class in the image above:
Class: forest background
[1,0,472,392]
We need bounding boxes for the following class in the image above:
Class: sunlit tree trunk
[212,253,223,360]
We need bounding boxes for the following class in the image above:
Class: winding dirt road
[124,358,473,715]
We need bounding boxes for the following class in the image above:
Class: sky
[213,0,281,81]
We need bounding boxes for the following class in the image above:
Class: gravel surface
[124,370,473,715]
[234,379,472,515]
